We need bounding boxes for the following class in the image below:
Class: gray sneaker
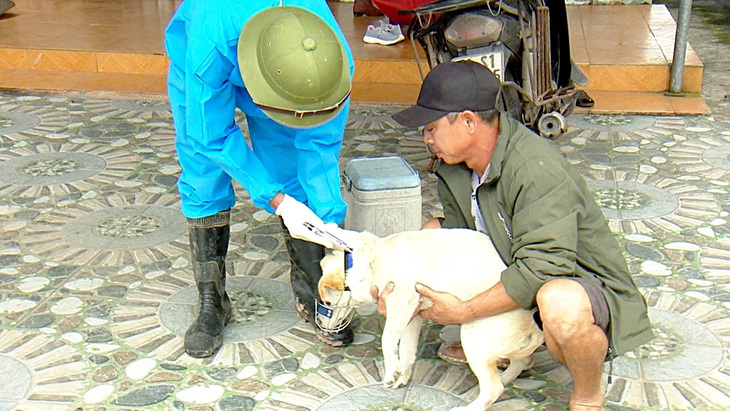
[363,21,405,46]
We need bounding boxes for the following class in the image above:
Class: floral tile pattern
[0,93,729,411]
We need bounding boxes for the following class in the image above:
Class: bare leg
[536,279,607,411]
[421,218,442,229]
[443,342,465,359]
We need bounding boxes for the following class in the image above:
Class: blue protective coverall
[164,0,354,222]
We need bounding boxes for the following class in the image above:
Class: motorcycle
[400,0,589,138]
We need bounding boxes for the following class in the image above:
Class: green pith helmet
[238,6,351,128]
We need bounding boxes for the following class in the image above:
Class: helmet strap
[253,91,351,118]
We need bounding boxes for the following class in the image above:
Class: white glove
[275,194,334,248]
[321,223,362,251]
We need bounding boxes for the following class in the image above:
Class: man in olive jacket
[385,61,653,410]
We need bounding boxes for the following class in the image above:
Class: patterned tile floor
[0,90,729,411]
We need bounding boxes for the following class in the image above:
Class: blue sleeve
[185,42,282,208]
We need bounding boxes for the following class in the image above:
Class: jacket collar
[482,111,516,184]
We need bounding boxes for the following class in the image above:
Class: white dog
[318,228,544,411]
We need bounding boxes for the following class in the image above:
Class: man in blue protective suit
[165,2,355,358]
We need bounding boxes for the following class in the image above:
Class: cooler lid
[344,156,420,191]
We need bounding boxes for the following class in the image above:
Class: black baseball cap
[392,60,501,128]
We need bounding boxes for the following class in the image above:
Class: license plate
[453,50,504,81]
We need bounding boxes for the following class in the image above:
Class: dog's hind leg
[501,341,541,384]
[452,325,505,411]
[499,356,531,385]
[392,315,423,388]
[502,316,544,385]
[450,359,503,411]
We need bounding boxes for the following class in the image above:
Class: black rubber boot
[184,211,232,358]
[281,220,354,347]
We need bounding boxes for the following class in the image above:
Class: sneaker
[363,21,405,46]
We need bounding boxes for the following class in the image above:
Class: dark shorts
[532,277,610,337]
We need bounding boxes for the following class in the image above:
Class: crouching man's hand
[370,283,420,321]
[416,283,475,325]
[371,283,394,317]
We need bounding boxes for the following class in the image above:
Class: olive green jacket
[435,113,653,356]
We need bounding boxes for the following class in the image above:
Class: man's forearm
[463,281,521,322]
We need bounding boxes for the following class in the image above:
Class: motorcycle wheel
[537,111,567,139]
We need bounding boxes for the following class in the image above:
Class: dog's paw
[449,406,484,411]
[389,364,412,389]
[383,371,405,389]
[391,374,411,389]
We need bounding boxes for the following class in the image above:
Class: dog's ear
[318,272,345,301]
[318,252,346,301]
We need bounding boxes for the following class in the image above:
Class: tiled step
[578,64,703,93]
[0,1,708,115]
[0,68,167,96]
[574,90,709,115]
[0,68,706,116]
[568,4,703,94]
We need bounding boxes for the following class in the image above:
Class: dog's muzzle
[315,290,355,333]
[315,250,356,333]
